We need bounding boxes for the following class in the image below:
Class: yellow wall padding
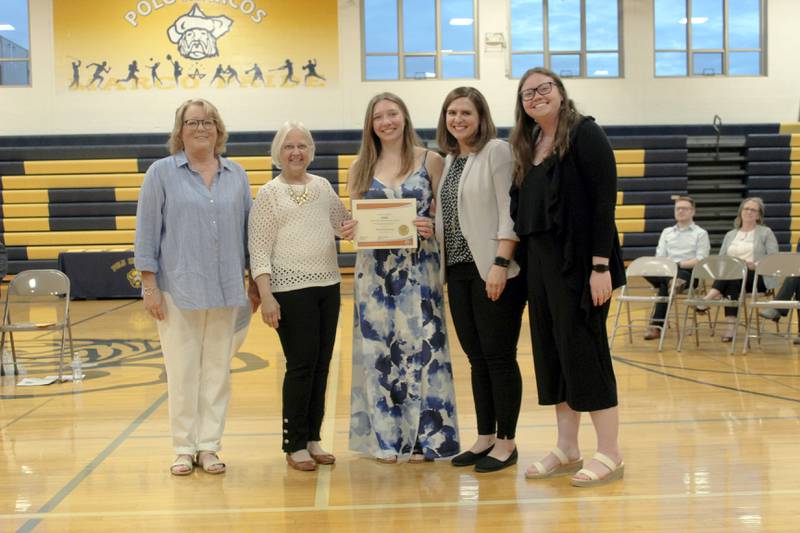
[791,135,800,147]
[249,185,260,197]
[339,155,357,169]
[3,218,50,232]
[789,176,800,190]
[615,205,646,219]
[779,123,800,134]
[616,192,623,204]
[3,204,49,217]
[790,218,800,231]
[338,169,349,185]
[2,190,50,203]
[616,164,646,178]
[337,183,349,197]
[115,188,141,201]
[3,230,135,246]
[2,174,144,189]
[613,150,645,164]
[791,191,800,203]
[23,159,138,175]
[114,216,136,229]
[615,219,645,232]
[25,245,132,260]
[339,240,356,254]
[791,148,800,161]
[618,234,625,246]
[228,156,272,170]
[247,170,272,184]
[791,204,800,217]
[342,198,351,211]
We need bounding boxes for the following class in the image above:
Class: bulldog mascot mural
[167,4,233,60]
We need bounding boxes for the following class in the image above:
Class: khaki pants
[157,292,237,455]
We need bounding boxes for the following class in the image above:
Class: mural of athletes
[54,1,338,91]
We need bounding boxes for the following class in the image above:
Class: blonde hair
[270,121,316,170]
[435,86,497,156]
[349,93,422,196]
[509,67,581,186]
[167,98,228,156]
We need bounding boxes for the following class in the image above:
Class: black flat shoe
[474,448,518,473]
[451,445,494,467]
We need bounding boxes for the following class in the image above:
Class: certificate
[351,198,418,250]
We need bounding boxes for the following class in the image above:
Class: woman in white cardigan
[434,87,527,473]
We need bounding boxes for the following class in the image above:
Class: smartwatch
[494,256,511,268]
[591,264,610,273]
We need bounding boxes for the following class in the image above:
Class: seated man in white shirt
[644,196,710,340]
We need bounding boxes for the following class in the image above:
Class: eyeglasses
[184,119,216,130]
[520,81,556,102]
[675,206,693,211]
[742,207,760,213]
[282,143,310,152]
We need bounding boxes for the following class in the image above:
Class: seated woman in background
[698,197,779,342]
[249,121,356,471]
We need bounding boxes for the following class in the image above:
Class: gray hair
[270,121,316,170]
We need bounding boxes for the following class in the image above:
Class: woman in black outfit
[434,87,527,473]
[509,67,626,487]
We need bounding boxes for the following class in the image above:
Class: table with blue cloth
[57,250,141,300]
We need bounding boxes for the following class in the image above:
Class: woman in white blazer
[434,87,527,473]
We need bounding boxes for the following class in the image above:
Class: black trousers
[525,233,618,412]
[447,262,526,439]
[771,277,800,317]
[274,283,340,453]
[644,267,693,326]
[712,270,765,316]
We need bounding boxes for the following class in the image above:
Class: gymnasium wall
[1,0,799,136]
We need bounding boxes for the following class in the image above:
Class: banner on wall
[54,0,338,92]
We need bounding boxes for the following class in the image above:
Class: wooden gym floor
[2,278,800,532]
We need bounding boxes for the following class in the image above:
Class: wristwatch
[494,256,511,268]
[591,264,610,273]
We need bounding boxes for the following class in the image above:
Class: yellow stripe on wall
[337,183,349,198]
[339,240,356,254]
[616,164,645,178]
[616,192,623,204]
[779,123,800,134]
[791,134,800,147]
[23,159,138,175]
[115,188,141,201]
[616,219,645,232]
[2,190,50,203]
[613,150,645,164]
[618,234,625,246]
[250,185,261,198]
[338,169,349,185]
[790,218,800,231]
[2,174,144,189]
[789,176,800,190]
[229,156,272,170]
[791,191,800,203]
[338,155,357,169]
[26,245,133,260]
[3,230,136,246]
[792,162,800,174]
[2,218,50,232]
[790,147,800,161]
[248,170,272,184]
[115,216,137,230]
[2,204,49,217]
[790,204,800,217]
[615,205,645,219]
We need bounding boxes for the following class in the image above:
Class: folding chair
[0,269,75,381]
[743,253,800,354]
[678,256,747,355]
[610,256,679,352]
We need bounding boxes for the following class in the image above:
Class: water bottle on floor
[71,356,83,382]
[1,348,13,376]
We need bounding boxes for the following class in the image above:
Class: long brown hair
[167,98,228,156]
[435,86,496,156]
[509,67,581,185]
[349,92,422,196]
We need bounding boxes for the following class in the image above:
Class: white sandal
[525,447,583,479]
[195,451,226,474]
[170,454,194,476]
[570,452,624,487]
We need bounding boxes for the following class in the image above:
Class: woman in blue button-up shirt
[134,99,258,476]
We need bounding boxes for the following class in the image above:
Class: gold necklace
[286,182,309,205]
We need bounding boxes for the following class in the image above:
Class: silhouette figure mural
[146,58,163,86]
[86,61,111,88]
[116,60,140,88]
[245,63,265,86]
[302,58,326,85]
[270,58,298,86]
[225,64,240,86]
[69,59,81,88]
[166,54,183,86]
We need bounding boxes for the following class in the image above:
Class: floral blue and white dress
[349,160,460,460]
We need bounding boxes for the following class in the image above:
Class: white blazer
[434,139,520,283]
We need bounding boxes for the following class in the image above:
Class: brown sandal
[286,453,318,471]
[310,452,336,465]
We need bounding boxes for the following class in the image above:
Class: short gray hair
[270,121,316,170]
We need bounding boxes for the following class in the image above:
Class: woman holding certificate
[249,121,356,472]
[348,92,460,463]
[433,87,527,473]
[510,68,625,487]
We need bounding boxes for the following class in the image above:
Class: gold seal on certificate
[351,198,418,250]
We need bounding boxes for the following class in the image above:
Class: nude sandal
[195,451,226,474]
[170,454,194,476]
[525,447,583,479]
[570,452,624,487]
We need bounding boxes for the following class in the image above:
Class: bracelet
[142,286,159,296]
[493,256,511,268]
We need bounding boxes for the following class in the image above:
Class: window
[362,0,477,81]
[654,0,764,77]
[510,0,622,78]
[0,0,30,86]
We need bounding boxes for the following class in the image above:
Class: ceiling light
[0,24,17,31]
[678,17,709,24]
[449,18,473,26]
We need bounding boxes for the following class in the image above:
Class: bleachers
[1,124,798,274]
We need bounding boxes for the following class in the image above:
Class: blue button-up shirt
[134,152,251,309]
[655,223,710,264]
